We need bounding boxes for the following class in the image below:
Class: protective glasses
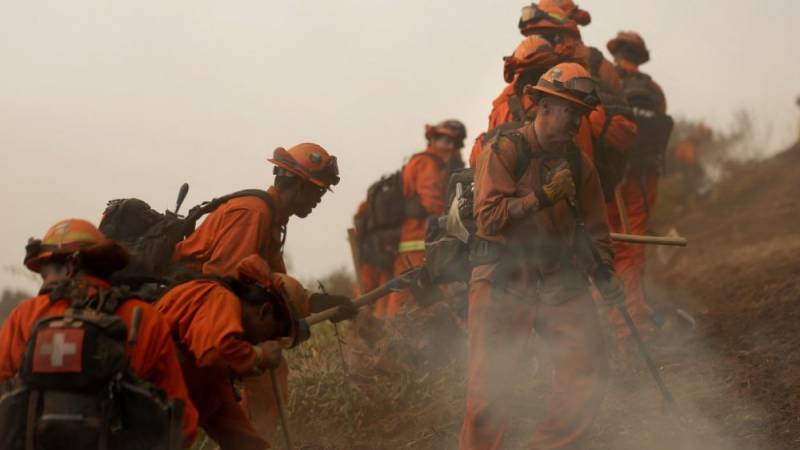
[312,155,340,187]
[435,135,462,147]
[520,4,567,25]
[540,76,599,106]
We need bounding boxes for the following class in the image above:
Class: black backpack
[620,72,674,172]
[99,186,275,285]
[0,281,184,450]
[587,47,634,201]
[356,153,446,271]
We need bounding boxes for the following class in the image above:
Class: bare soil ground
[278,143,800,450]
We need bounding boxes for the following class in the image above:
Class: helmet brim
[528,85,595,112]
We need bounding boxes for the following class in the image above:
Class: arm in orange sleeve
[576,153,614,266]
[593,57,638,155]
[474,137,537,238]
[126,303,199,446]
[202,207,268,276]
[0,303,28,382]
[182,285,258,375]
[590,105,638,155]
[411,157,446,216]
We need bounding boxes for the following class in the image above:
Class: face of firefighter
[431,135,462,163]
[291,180,326,218]
[241,301,286,344]
[535,95,584,150]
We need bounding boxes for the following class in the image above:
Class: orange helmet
[607,31,650,64]
[518,3,580,38]
[269,143,340,189]
[503,36,561,83]
[233,255,309,348]
[425,120,467,146]
[269,272,312,347]
[24,218,129,274]
[528,62,598,111]
[539,0,591,26]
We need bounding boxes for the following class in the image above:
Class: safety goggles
[274,153,340,188]
[314,155,340,187]
[540,76,599,107]
[520,4,567,25]
[434,135,462,147]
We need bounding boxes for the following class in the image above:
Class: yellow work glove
[542,167,576,206]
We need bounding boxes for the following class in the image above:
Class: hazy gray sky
[2,1,799,291]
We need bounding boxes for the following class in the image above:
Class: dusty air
[1,1,799,450]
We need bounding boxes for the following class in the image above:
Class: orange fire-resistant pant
[361,263,394,319]
[460,280,608,450]
[181,362,269,450]
[606,171,659,339]
[383,249,425,317]
[239,342,290,447]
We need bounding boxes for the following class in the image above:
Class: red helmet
[269,143,340,189]
[518,3,580,38]
[24,218,129,274]
[607,31,650,64]
[503,36,561,83]
[425,120,467,146]
[527,62,598,111]
[538,0,591,26]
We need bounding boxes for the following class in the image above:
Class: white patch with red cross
[32,328,84,373]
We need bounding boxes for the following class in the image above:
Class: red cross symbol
[32,328,84,373]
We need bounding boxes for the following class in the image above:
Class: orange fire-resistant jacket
[156,280,259,376]
[174,187,288,276]
[573,43,639,161]
[398,147,452,251]
[174,186,308,446]
[0,276,199,446]
[155,279,269,450]
[473,122,613,284]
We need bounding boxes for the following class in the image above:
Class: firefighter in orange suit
[605,31,672,343]
[0,219,198,447]
[156,255,310,450]
[461,63,621,450]
[173,143,356,443]
[385,120,466,317]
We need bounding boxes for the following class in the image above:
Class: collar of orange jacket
[425,145,455,163]
[40,274,111,296]
[616,59,640,75]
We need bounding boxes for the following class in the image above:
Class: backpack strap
[588,47,604,80]
[184,188,279,242]
[491,130,532,182]
[565,143,584,194]
[507,94,526,123]
[188,189,275,221]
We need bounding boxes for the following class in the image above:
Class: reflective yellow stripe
[398,240,426,253]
